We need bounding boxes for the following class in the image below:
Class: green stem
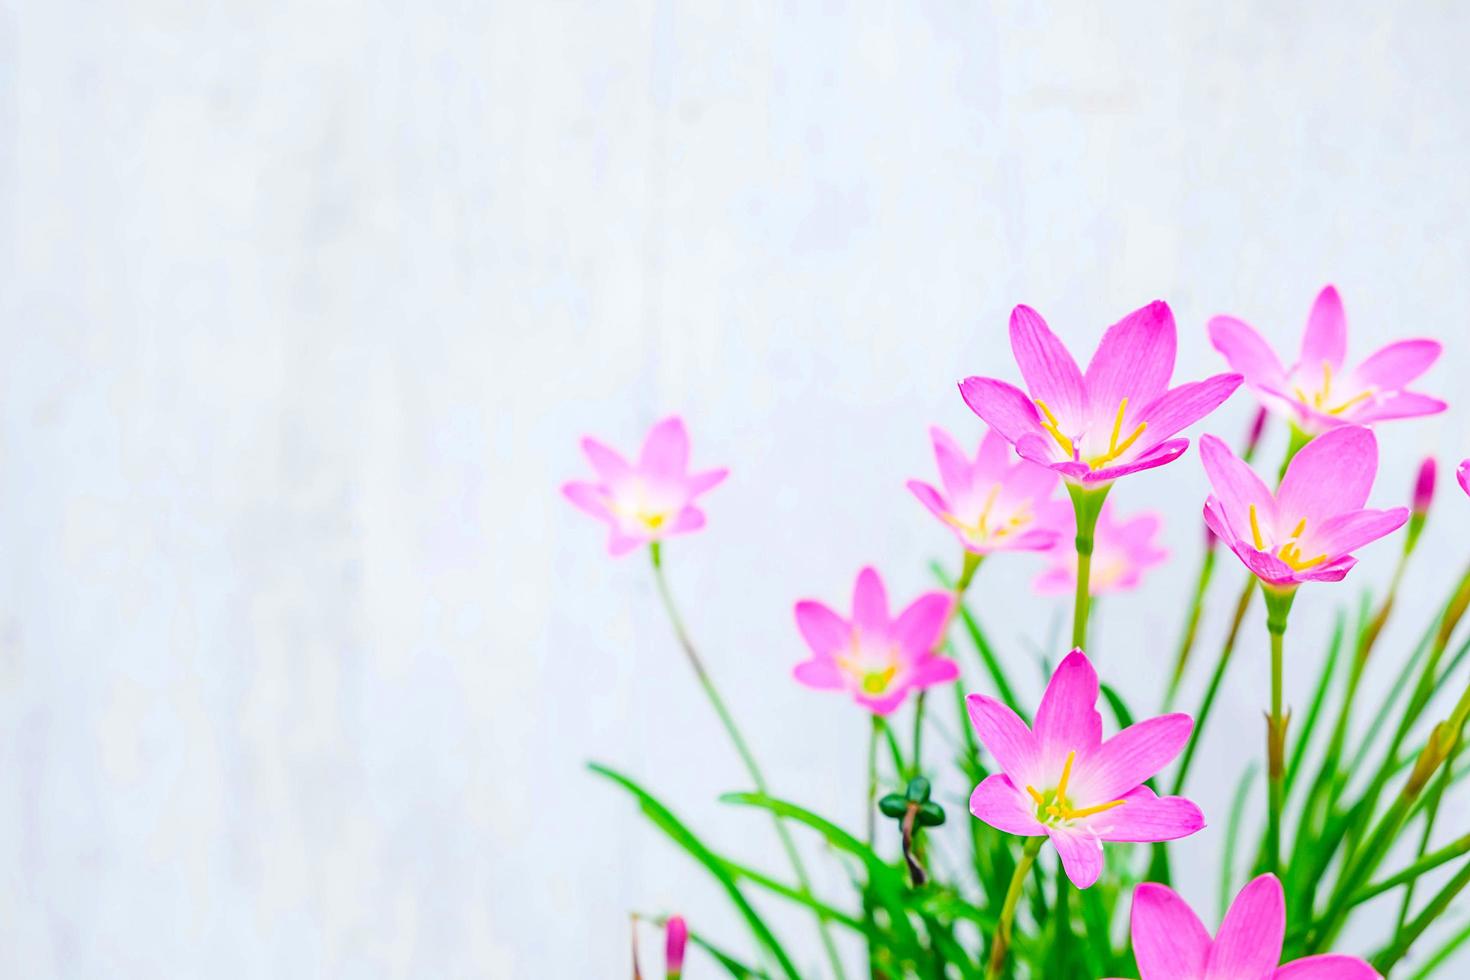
[1166,545,1217,709]
[1066,484,1110,652]
[1262,586,1296,877]
[986,836,1043,980]
[1375,857,1470,975]
[1172,577,1256,795]
[867,715,880,847]
[649,544,848,980]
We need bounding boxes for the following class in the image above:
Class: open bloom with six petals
[907,425,1068,554]
[1034,500,1168,597]
[1114,874,1378,980]
[1200,425,1408,588]
[793,567,957,715]
[561,416,729,556]
[959,301,1242,486]
[966,650,1203,888]
[1209,285,1445,436]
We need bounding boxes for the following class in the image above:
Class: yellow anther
[1087,399,1147,468]
[1055,750,1076,802]
[1249,504,1266,551]
[1034,399,1076,458]
[1290,517,1307,538]
[1327,389,1374,415]
[1109,399,1129,450]
[1064,798,1128,819]
[1026,785,1046,807]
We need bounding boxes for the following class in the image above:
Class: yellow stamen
[1109,398,1129,450]
[1290,517,1306,538]
[1026,785,1047,808]
[1086,399,1147,468]
[1055,750,1076,802]
[1065,799,1128,819]
[1327,389,1374,415]
[1034,399,1075,458]
[1249,504,1265,551]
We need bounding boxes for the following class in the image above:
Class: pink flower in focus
[1209,285,1445,436]
[966,650,1203,888]
[1459,459,1469,499]
[1200,426,1408,589]
[1034,501,1168,597]
[959,302,1242,486]
[907,426,1069,555]
[664,916,687,980]
[562,416,729,557]
[793,567,958,715]
[1114,874,1378,979]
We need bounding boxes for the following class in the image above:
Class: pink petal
[667,507,706,535]
[581,437,633,482]
[1091,785,1204,843]
[608,531,646,557]
[907,480,954,526]
[907,656,960,689]
[1016,432,1072,469]
[851,567,889,631]
[1010,304,1087,426]
[1084,300,1177,415]
[959,377,1045,445]
[1299,285,1347,370]
[976,426,1013,475]
[969,774,1047,837]
[857,687,910,716]
[562,481,612,520]
[1291,555,1357,583]
[794,601,850,658]
[1130,883,1211,980]
[1277,425,1378,521]
[1459,459,1470,498]
[1200,434,1276,534]
[1008,527,1063,553]
[1002,455,1059,502]
[1272,955,1380,979]
[685,468,730,495]
[1230,543,1299,586]
[639,416,690,477]
[891,592,953,657]
[793,659,844,690]
[1352,339,1442,390]
[1208,874,1285,980]
[1203,498,1238,548]
[1034,650,1103,760]
[1308,507,1408,558]
[1134,374,1244,452]
[1350,390,1448,424]
[1049,828,1104,889]
[1079,714,1193,802]
[1209,315,1288,389]
[930,426,976,498]
[1032,565,1076,597]
[966,694,1040,781]
[1084,439,1190,482]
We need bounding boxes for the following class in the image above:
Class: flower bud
[1404,456,1436,555]
[1242,406,1268,462]
[664,916,687,979]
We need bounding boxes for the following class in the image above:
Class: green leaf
[588,763,801,980]
[1220,762,1259,918]
[1285,609,1346,794]
[933,561,1028,722]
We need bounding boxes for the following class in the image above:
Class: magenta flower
[1210,285,1445,435]
[1459,459,1469,499]
[1116,874,1378,980]
[958,302,1242,486]
[1034,500,1168,597]
[664,916,687,980]
[906,426,1069,554]
[1200,426,1408,588]
[793,567,958,715]
[562,416,729,557]
[966,650,1202,888]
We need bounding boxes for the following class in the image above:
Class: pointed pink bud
[1413,457,1437,515]
[664,916,687,978]
[1460,459,1470,499]
[1244,406,1268,459]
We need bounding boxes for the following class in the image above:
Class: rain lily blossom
[1034,501,1168,597]
[1200,425,1409,590]
[1209,285,1445,436]
[959,301,1242,487]
[793,567,957,715]
[1115,874,1378,980]
[562,416,729,557]
[907,425,1069,555]
[966,650,1203,888]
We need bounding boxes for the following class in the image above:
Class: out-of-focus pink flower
[793,568,957,715]
[562,416,729,557]
[1458,459,1469,499]
[966,650,1203,888]
[959,302,1241,487]
[1412,457,1437,516]
[664,916,687,979]
[907,426,1069,555]
[1114,874,1378,979]
[1034,500,1168,597]
[1209,285,1445,436]
[1200,426,1408,589]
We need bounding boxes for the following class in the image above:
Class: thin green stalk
[910,692,927,781]
[1066,484,1110,652]
[1375,856,1470,975]
[1166,544,1217,710]
[1262,586,1296,877]
[649,544,847,980]
[986,836,1044,980]
[1172,577,1256,795]
[1356,832,1470,906]
[867,715,880,846]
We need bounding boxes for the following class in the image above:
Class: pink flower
[966,650,1203,888]
[1033,500,1168,597]
[793,567,958,715]
[664,916,687,979]
[1116,874,1378,979]
[1200,426,1409,589]
[906,426,1069,554]
[1459,459,1469,499]
[959,302,1242,486]
[1209,285,1445,436]
[562,416,729,557]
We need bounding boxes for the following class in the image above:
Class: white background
[2,2,1469,977]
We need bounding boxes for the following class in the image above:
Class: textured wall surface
[2,2,1468,976]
